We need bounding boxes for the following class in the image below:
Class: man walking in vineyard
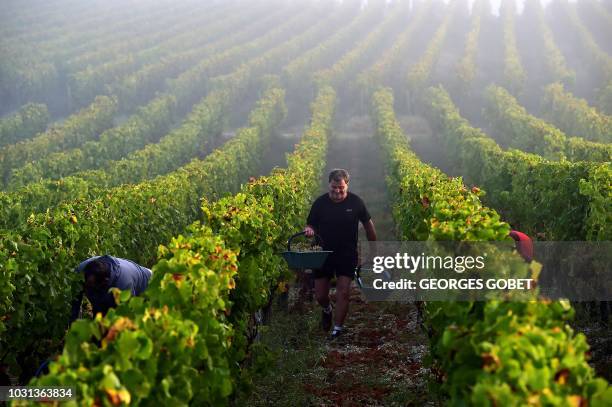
[71,255,152,320]
[304,169,377,339]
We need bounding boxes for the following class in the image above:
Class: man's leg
[334,275,352,327]
[315,277,332,331]
[314,277,331,307]
[293,270,308,312]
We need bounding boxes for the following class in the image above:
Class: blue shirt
[71,255,152,320]
[76,255,152,296]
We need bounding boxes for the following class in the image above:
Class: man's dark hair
[83,259,111,286]
[328,168,349,183]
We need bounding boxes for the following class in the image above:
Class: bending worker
[70,255,152,320]
[509,230,533,263]
[304,169,376,340]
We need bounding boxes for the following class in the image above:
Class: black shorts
[313,256,357,280]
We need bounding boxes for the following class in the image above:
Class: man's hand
[304,225,315,237]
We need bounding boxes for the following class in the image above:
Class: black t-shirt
[306,192,371,260]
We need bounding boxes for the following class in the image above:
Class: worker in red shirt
[509,230,533,263]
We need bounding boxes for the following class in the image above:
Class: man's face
[328,179,348,202]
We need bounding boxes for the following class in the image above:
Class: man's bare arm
[363,219,377,241]
[360,219,377,266]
